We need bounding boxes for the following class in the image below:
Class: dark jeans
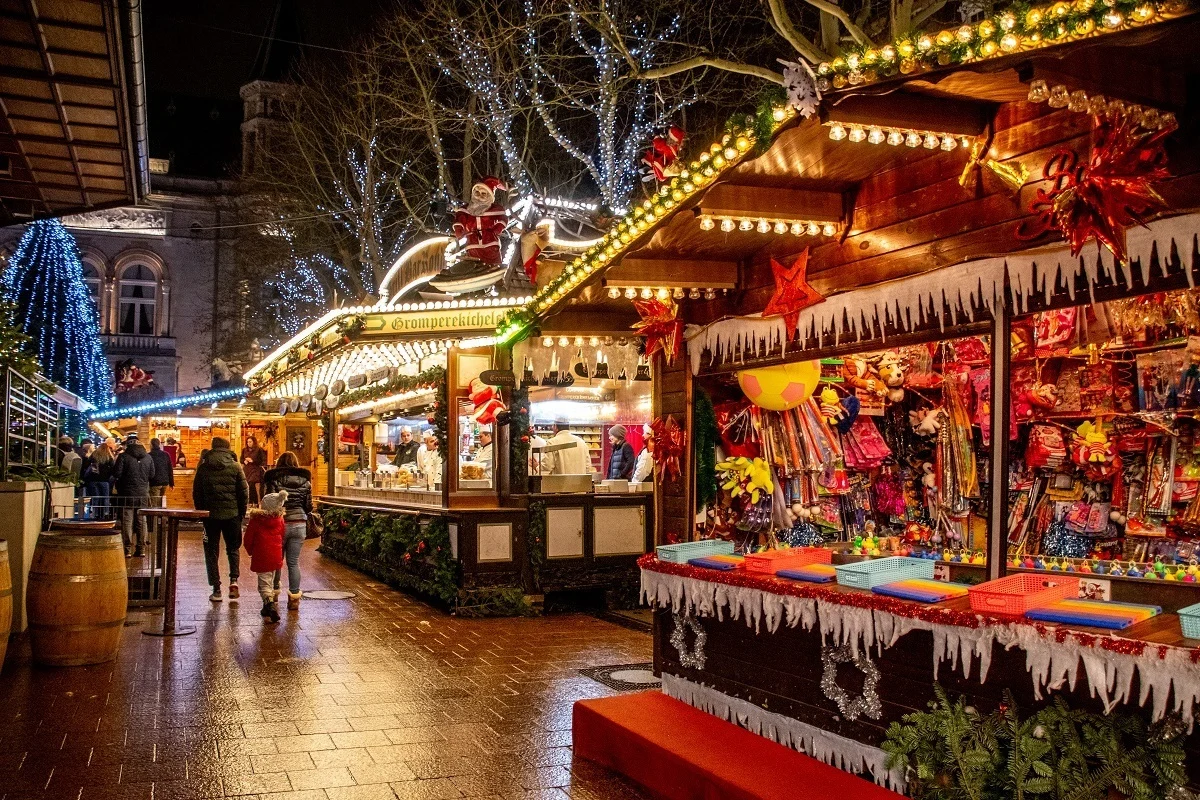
[202,516,243,588]
[248,481,263,505]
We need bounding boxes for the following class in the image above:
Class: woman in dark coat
[264,451,313,611]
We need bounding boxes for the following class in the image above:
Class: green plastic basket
[835,556,934,590]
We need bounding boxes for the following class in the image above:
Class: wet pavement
[0,531,651,800]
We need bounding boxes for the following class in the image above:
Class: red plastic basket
[744,547,832,574]
[968,573,1078,616]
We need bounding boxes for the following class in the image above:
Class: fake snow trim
[642,566,1200,727]
[661,673,907,791]
[686,211,1200,375]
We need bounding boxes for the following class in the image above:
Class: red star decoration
[762,249,824,339]
[632,297,684,365]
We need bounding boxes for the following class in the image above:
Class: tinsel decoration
[650,414,685,483]
[632,297,684,365]
[821,644,883,721]
[670,612,708,670]
[780,520,825,547]
[1041,519,1090,559]
[1018,109,1176,263]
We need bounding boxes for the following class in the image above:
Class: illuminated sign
[361,308,508,336]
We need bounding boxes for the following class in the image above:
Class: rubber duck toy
[1023,556,1036,569]
[1124,562,1140,578]
[1165,567,1180,582]
[971,552,986,565]
[1065,560,1077,572]
[1078,560,1092,574]
[942,548,953,562]
[1034,557,1047,570]
[1112,562,1127,577]
[1143,567,1157,579]
[1049,559,1063,571]
[869,546,882,556]
[1154,558,1166,576]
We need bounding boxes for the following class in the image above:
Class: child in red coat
[244,490,286,622]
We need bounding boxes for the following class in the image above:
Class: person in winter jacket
[148,438,174,508]
[606,425,636,481]
[112,434,155,556]
[82,441,116,519]
[241,435,268,505]
[243,490,286,623]
[56,436,81,480]
[193,437,249,602]
[263,452,313,611]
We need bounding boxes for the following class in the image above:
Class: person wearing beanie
[243,490,287,623]
[633,424,656,483]
[193,436,249,602]
[56,436,81,480]
[606,424,636,481]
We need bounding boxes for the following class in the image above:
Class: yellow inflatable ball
[737,360,821,411]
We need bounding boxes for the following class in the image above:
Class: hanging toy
[1024,382,1059,412]
[717,457,775,505]
[842,357,886,398]
[819,386,844,427]
[641,125,685,183]
[468,378,507,426]
[874,351,907,403]
[1071,419,1118,479]
[909,406,944,437]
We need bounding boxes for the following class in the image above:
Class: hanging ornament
[762,249,825,340]
[820,644,882,721]
[960,138,1030,196]
[1018,110,1176,263]
[1071,419,1119,480]
[717,456,775,505]
[650,414,685,483]
[519,223,549,284]
[737,360,821,411]
[468,378,506,426]
[779,59,821,119]
[632,297,684,365]
[670,613,707,670]
[641,125,685,183]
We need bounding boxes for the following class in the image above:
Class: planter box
[0,481,76,632]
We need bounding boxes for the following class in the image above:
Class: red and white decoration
[640,556,1200,727]
[453,177,508,266]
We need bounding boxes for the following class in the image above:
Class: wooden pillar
[326,408,337,496]
[987,300,1011,581]
[653,351,692,545]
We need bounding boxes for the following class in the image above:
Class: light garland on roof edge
[495,110,795,345]
[815,0,1180,90]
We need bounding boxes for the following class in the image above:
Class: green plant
[509,386,530,492]
[335,365,446,416]
[527,501,546,591]
[8,462,79,486]
[883,686,1188,800]
[693,387,719,511]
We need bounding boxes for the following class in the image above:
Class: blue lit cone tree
[2,219,113,430]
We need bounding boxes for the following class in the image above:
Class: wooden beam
[604,258,739,289]
[821,92,992,137]
[697,184,843,222]
[0,63,117,90]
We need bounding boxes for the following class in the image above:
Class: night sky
[143,0,393,177]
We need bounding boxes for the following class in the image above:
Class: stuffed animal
[874,351,907,403]
[1025,382,1058,411]
[909,407,943,437]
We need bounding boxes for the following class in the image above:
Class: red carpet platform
[572,691,905,800]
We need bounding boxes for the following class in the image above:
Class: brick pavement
[0,531,651,800]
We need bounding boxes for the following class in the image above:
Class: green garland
[431,374,449,458]
[818,0,1176,89]
[509,386,530,492]
[319,506,458,605]
[693,388,719,510]
[883,685,1186,800]
[334,365,446,413]
[0,297,42,381]
[527,501,546,591]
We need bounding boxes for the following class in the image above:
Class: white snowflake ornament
[779,59,821,119]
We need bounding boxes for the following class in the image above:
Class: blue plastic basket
[835,556,935,590]
[1179,601,1200,640]
[656,539,735,564]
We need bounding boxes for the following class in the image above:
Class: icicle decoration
[662,674,907,790]
[642,565,1200,726]
[687,211,1200,375]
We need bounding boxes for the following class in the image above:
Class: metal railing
[1,367,61,481]
[51,492,176,607]
[100,334,177,354]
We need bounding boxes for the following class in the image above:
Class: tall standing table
[139,507,209,637]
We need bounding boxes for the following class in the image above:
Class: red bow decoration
[1018,110,1175,263]
[762,249,824,340]
[650,414,685,483]
[632,297,684,365]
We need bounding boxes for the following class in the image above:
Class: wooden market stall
[484,2,1200,790]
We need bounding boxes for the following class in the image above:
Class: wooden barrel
[27,533,127,667]
[0,541,11,669]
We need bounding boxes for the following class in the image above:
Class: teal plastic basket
[1179,602,1200,640]
[656,539,735,564]
[835,556,935,590]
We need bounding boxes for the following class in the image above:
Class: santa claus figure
[453,177,508,266]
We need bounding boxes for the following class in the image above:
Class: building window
[119,264,157,335]
[81,264,101,310]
